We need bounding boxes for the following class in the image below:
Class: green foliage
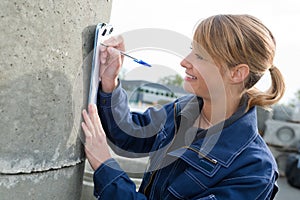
[158,74,183,87]
[296,90,300,101]
[288,89,300,107]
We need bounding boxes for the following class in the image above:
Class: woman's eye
[195,54,204,60]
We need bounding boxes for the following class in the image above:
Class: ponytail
[193,14,286,110]
[246,66,285,110]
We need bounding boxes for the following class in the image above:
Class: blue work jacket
[94,82,278,200]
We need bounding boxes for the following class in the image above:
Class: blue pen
[100,43,152,67]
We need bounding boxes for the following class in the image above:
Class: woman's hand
[81,104,112,170]
[99,35,125,93]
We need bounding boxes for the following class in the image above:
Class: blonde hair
[193,14,285,110]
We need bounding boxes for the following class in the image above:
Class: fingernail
[107,47,115,54]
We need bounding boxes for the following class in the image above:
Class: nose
[180,55,193,69]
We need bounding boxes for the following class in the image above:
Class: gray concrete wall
[0,0,112,199]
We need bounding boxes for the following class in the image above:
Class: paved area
[275,176,300,199]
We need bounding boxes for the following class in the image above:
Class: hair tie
[269,65,276,72]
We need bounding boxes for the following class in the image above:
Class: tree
[296,90,300,101]
[288,89,300,107]
[158,74,183,87]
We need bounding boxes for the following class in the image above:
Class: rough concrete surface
[0,0,112,199]
[0,162,85,200]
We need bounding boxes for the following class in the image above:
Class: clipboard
[88,23,114,104]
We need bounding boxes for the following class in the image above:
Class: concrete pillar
[0,0,112,199]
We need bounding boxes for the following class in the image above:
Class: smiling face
[180,14,283,116]
[180,44,227,100]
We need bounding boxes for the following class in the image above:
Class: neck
[199,92,242,129]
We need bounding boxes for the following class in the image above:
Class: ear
[229,64,249,84]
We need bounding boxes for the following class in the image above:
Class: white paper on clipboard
[88,23,113,104]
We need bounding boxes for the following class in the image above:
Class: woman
[82,14,285,199]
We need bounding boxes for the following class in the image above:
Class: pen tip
[134,59,152,67]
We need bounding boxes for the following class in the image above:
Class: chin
[183,82,206,97]
[183,82,195,94]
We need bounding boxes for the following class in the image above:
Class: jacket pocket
[166,148,221,199]
[168,146,220,177]
[167,167,210,199]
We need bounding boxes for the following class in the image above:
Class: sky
[108,0,300,104]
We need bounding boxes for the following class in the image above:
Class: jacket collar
[170,95,259,167]
[191,107,258,167]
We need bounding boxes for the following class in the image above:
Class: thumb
[107,47,120,57]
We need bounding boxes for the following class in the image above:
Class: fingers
[82,108,95,136]
[81,104,105,139]
[100,47,119,65]
[102,35,125,50]
[81,104,112,170]
[81,120,92,141]
[100,46,108,64]
[100,35,124,64]
[100,47,121,65]
[88,104,104,135]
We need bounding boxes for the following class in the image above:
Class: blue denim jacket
[94,83,278,200]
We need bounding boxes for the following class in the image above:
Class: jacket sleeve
[206,174,278,200]
[97,81,175,156]
[168,172,278,200]
[93,158,147,200]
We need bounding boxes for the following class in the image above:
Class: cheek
[197,72,226,97]
[204,74,227,99]
[183,76,208,95]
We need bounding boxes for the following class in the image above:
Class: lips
[185,73,197,80]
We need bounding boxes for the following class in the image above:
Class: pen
[100,43,152,67]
